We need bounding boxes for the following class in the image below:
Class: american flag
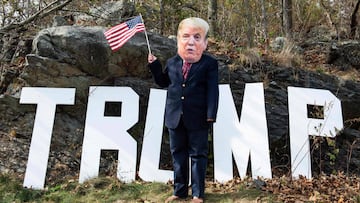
[104,15,145,52]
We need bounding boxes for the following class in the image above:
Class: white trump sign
[19,84,343,189]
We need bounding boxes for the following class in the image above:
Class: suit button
[182,84,186,87]
[181,96,185,100]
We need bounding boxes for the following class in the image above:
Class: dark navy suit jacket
[149,54,219,130]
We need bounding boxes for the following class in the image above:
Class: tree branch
[350,0,360,39]
[0,0,73,33]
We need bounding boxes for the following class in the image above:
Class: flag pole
[139,13,152,55]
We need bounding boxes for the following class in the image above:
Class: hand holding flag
[104,15,149,52]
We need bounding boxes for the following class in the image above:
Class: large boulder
[31,26,110,77]
[27,25,176,81]
[328,41,360,70]
[17,25,176,118]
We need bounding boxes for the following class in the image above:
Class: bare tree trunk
[350,0,360,39]
[159,0,164,35]
[283,0,293,39]
[279,0,283,34]
[207,0,217,37]
[244,0,254,47]
[260,0,269,47]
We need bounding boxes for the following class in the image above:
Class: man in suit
[148,17,219,203]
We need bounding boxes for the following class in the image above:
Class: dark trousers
[168,118,209,198]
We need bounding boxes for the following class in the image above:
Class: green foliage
[316,67,325,74]
[0,174,43,202]
[326,137,339,167]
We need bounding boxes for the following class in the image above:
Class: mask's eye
[194,34,202,41]
[181,34,190,41]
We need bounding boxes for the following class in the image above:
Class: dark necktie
[182,62,191,79]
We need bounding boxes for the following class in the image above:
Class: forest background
[2,0,360,47]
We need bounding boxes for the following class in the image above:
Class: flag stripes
[104,16,145,52]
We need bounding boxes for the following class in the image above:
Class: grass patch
[0,174,173,202]
[272,40,302,68]
[0,174,43,202]
[0,174,276,202]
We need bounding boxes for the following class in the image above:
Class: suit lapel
[173,56,183,81]
[186,59,202,81]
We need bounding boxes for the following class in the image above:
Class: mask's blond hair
[177,17,209,38]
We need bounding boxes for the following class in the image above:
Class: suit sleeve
[206,58,219,121]
[148,59,170,88]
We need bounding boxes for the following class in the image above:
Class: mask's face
[177,26,207,63]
